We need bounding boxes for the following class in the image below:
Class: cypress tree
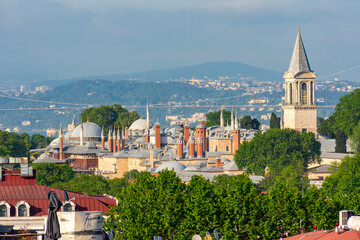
[335,129,347,153]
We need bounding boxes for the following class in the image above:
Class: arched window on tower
[301,82,307,104]
[289,83,293,104]
[310,82,313,103]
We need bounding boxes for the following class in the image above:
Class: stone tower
[282,28,318,133]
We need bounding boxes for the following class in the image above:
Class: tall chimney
[155,120,161,149]
[124,127,129,140]
[188,137,195,158]
[215,157,221,168]
[101,127,105,149]
[196,123,207,153]
[145,129,150,143]
[149,144,155,168]
[122,129,126,149]
[233,129,240,154]
[197,137,203,157]
[177,138,183,159]
[59,123,64,160]
[184,124,190,145]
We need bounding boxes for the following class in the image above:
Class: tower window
[289,83,293,104]
[301,83,307,104]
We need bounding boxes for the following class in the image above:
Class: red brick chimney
[108,128,112,152]
[112,128,116,153]
[215,157,221,168]
[197,137,203,157]
[233,129,240,154]
[188,137,195,158]
[184,124,190,145]
[155,121,161,149]
[177,138,183,159]
[145,129,149,143]
[196,123,207,153]
[124,127,129,140]
[117,129,121,151]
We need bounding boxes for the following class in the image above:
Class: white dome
[49,137,70,146]
[70,122,103,139]
[155,161,186,173]
[129,118,152,130]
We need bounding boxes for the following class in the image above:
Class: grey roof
[206,152,230,157]
[155,161,186,173]
[223,161,239,171]
[33,157,66,164]
[70,122,103,139]
[65,143,108,154]
[308,164,332,173]
[201,167,223,172]
[288,29,311,76]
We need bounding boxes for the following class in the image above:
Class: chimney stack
[155,120,161,149]
[108,128,112,152]
[124,127,129,140]
[184,124,190,145]
[177,138,183,159]
[188,137,195,158]
[101,127,105,150]
[197,137,203,157]
[113,128,117,153]
[233,129,240,154]
[117,128,121,151]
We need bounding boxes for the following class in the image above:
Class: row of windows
[0,201,75,217]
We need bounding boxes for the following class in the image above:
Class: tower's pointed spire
[220,107,224,127]
[59,123,63,137]
[288,27,311,75]
[146,99,150,129]
[235,110,239,129]
[72,114,76,127]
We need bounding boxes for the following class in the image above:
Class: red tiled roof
[283,229,360,240]
[0,169,116,216]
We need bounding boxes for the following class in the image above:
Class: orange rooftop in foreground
[283,229,360,240]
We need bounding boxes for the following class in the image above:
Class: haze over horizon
[1,0,360,81]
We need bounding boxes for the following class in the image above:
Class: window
[302,128,307,133]
[226,146,229,152]
[15,201,30,217]
[289,83,293,104]
[301,82,307,104]
[62,201,76,212]
[0,202,10,217]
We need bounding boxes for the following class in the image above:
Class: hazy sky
[1,0,360,81]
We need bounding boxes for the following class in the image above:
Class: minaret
[231,108,234,130]
[80,121,84,147]
[101,127,105,150]
[108,128,112,152]
[112,126,116,153]
[282,28,318,133]
[59,123,64,160]
[220,107,224,127]
[234,110,239,129]
[146,99,150,129]
[72,114,76,129]
[117,128,121,151]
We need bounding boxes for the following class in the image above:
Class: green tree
[105,170,185,239]
[234,128,321,176]
[318,116,336,138]
[30,134,54,149]
[175,175,217,240]
[33,163,75,186]
[240,115,261,130]
[322,153,360,201]
[107,177,131,198]
[335,129,347,153]
[81,104,140,134]
[54,174,110,195]
[328,89,360,137]
[0,131,30,157]
[350,122,360,152]
[270,112,281,129]
[206,109,232,127]
[122,169,143,179]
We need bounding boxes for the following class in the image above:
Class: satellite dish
[64,191,69,201]
[214,230,219,240]
[192,235,202,240]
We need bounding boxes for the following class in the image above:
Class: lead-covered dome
[70,122,103,139]
[155,161,186,173]
[129,118,152,131]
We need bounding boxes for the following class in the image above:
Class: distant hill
[29,61,282,89]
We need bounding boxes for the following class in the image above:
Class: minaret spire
[220,107,224,127]
[231,108,234,130]
[146,99,150,129]
[288,27,311,76]
[80,120,84,146]
[235,110,239,129]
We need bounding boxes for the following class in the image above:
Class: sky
[1,0,360,81]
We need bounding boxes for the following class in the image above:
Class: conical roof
[288,28,311,76]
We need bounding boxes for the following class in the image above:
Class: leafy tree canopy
[206,109,232,128]
[0,131,30,157]
[269,112,281,129]
[80,104,140,134]
[234,128,321,176]
[335,129,347,153]
[240,115,261,130]
[33,163,75,186]
[30,134,54,150]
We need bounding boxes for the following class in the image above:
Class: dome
[70,122,103,139]
[155,161,186,173]
[49,137,70,147]
[129,118,152,131]
[64,130,72,140]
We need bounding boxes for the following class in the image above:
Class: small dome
[49,137,70,147]
[155,161,186,173]
[70,122,103,139]
[129,118,152,130]
[183,166,199,171]
[223,161,239,171]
